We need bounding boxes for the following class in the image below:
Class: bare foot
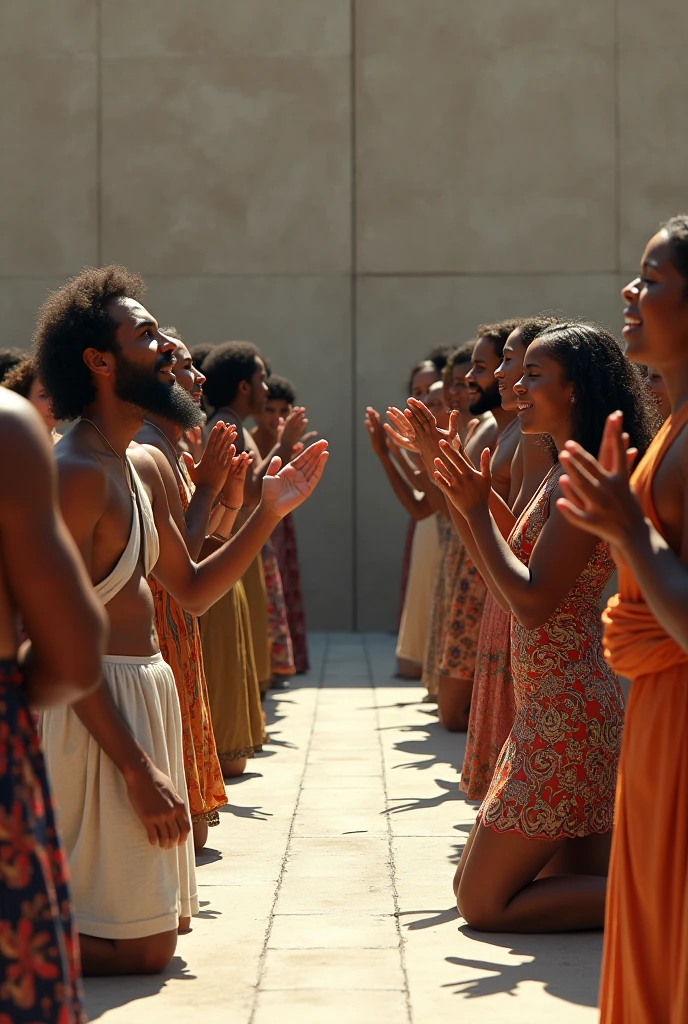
[178,917,192,935]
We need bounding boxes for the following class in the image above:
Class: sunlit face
[621,229,688,368]
[257,397,292,436]
[28,376,57,432]
[425,381,449,429]
[445,360,472,413]
[108,297,176,382]
[646,365,671,422]
[410,363,440,399]
[494,328,527,413]
[513,338,574,438]
[249,357,269,416]
[168,339,206,405]
[465,336,501,414]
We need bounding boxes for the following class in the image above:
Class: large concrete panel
[356,0,616,274]
[355,271,627,630]
[618,35,688,271]
[100,50,351,275]
[0,278,65,350]
[102,0,350,57]
[0,0,96,54]
[142,274,353,630]
[0,55,97,275]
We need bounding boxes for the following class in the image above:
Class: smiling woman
[433,322,656,934]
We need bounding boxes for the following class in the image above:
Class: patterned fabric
[262,538,295,677]
[397,518,416,628]
[149,462,227,824]
[422,514,462,695]
[438,549,487,681]
[0,662,85,1023]
[480,468,625,840]
[460,593,515,801]
[272,514,309,673]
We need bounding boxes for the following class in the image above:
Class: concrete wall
[2,1,686,629]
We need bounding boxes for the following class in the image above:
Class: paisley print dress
[422,514,462,695]
[480,467,624,840]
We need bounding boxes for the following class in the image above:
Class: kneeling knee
[439,708,470,733]
[222,757,247,779]
[456,885,500,932]
[137,932,177,974]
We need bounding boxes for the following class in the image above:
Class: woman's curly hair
[2,355,37,399]
[33,265,145,421]
[535,322,658,459]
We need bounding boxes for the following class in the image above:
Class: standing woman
[435,323,654,931]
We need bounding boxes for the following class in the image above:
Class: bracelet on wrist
[210,530,230,543]
[219,499,242,512]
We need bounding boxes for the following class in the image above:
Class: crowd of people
[0,266,327,1019]
[1,214,687,1024]
[365,215,688,1023]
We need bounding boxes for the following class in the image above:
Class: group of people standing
[367,215,688,1023]
[0,266,326,1021]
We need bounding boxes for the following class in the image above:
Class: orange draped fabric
[599,405,688,1024]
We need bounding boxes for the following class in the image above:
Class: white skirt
[396,513,441,664]
[39,653,199,940]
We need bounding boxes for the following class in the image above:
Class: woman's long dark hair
[535,322,657,460]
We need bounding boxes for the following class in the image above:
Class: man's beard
[469,379,501,416]
[114,352,204,429]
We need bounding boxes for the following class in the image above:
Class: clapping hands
[261,439,330,517]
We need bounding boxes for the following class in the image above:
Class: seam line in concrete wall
[351,0,358,632]
[96,0,103,266]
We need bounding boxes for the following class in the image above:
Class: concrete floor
[84,633,601,1024]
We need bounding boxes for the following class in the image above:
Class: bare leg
[456,823,607,932]
[192,817,208,853]
[453,819,480,897]
[178,916,191,934]
[221,756,247,779]
[79,929,178,976]
[437,676,472,732]
[396,657,423,680]
[537,831,612,879]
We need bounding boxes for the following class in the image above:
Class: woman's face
[646,366,671,422]
[170,341,206,405]
[425,383,450,429]
[28,377,57,432]
[494,328,527,412]
[622,229,688,370]
[513,338,574,438]
[410,364,439,399]
[445,360,472,413]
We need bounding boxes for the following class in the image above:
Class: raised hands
[556,411,645,548]
[184,426,205,466]
[384,406,420,453]
[186,421,237,496]
[261,439,329,517]
[219,450,252,511]
[433,440,493,516]
[365,407,389,458]
[385,400,461,477]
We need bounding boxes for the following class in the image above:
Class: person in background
[3,354,61,440]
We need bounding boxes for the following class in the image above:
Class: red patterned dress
[0,662,85,1023]
[262,537,295,677]
[480,467,625,840]
[272,514,309,674]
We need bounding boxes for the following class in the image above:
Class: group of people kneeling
[367,215,688,1023]
[0,265,327,1022]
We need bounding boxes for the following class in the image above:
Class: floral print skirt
[0,662,84,1023]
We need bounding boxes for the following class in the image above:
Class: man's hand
[124,759,191,849]
[384,407,420,453]
[184,426,205,466]
[557,411,645,548]
[191,422,236,496]
[278,407,310,453]
[433,438,493,516]
[220,450,251,510]
[365,407,389,459]
[260,440,329,517]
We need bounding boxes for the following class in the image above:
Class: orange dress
[599,407,688,1024]
[149,467,227,825]
[460,592,514,801]
[480,467,624,839]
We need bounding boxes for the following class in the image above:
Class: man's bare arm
[145,442,329,616]
[0,396,107,706]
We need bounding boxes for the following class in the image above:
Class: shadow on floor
[218,802,272,821]
[399,906,461,930]
[444,929,603,1006]
[385,778,467,816]
[84,956,195,1020]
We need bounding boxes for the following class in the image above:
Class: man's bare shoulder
[0,390,53,489]
[53,430,111,507]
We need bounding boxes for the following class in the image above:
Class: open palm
[261,440,329,516]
